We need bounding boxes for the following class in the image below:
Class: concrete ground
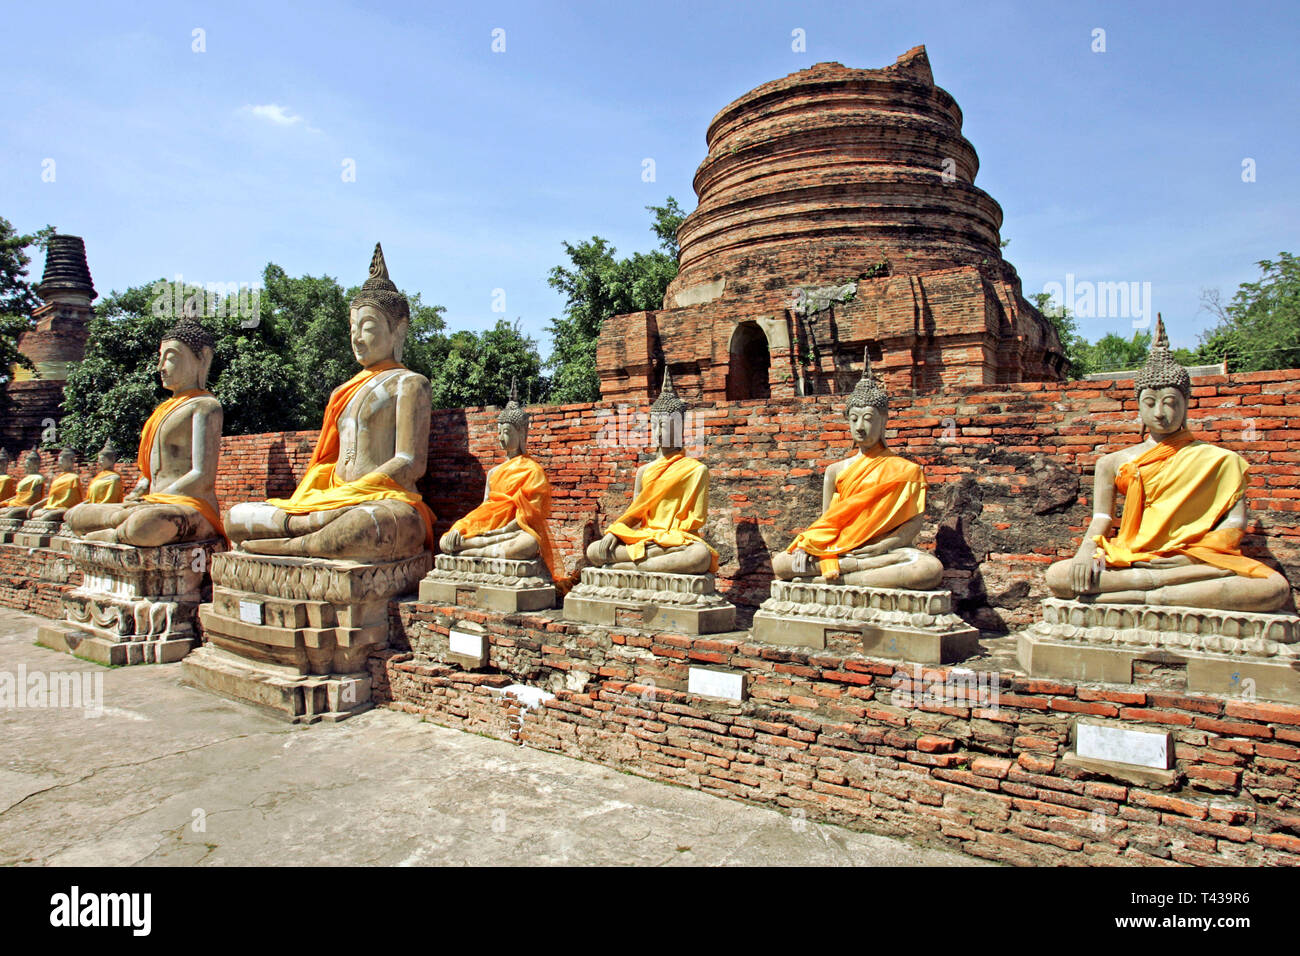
[0,607,988,867]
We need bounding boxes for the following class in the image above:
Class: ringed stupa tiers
[598,46,1066,402]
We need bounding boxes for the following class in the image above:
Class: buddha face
[99,450,119,470]
[158,339,203,393]
[1138,386,1187,437]
[23,454,40,475]
[651,412,684,451]
[350,305,398,367]
[58,450,75,472]
[497,420,525,455]
[847,404,887,448]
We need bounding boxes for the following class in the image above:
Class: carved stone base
[1017,598,1300,704]
[419,554,556,612]
[182,645,373,724]
[12,517,65,550]
[35,537,224,666]
[188,549,431,720]
[0,517,24,542]
[752,580,979,663]
[562,567,736,634]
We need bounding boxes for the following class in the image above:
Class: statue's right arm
[821,460,843,513]
[1071,454,1117,593]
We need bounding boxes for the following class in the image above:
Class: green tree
[0,217,56,394]
[1077,330,1151,375]
[1030,291,1088,379]
[428,319,545,409]
[545,198,684,404]
[1195,253,1300,372]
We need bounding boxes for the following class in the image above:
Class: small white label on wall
[238,600,263,625]
[449,629,485,658]
[1075,720,1172,769]
[688,667,746,702]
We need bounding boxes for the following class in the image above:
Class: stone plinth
[0,516,25,543]
[187,549,432,723]
[419,554,556,612]
[752,580,979,664]
[35,537,224,666]
[12,516,67,550]
[1017,598,1300,704]
[563,567,736,635]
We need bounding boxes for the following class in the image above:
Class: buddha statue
[27,447,84,523]
[0,451,45,516]
[0,450,13,503]
[439,380,562,580]
[65,319,225,547]
[1045,317,1290,612]
[85,442,124,504]
[226,243,434,560]
[772,352,944,589]
[586,369,717,574]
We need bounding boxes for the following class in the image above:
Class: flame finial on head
[650,366,689,416]
[848,347,889,411]
[350,241,410,324]
[1133,314,1191,399]
[498,376,528,428]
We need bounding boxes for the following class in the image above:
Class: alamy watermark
[1,664,103,718]
[1040,274,1153,328]
[151,274,263,328]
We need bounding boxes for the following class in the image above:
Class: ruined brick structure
[598,46,1066,405]
[1,235,95,452]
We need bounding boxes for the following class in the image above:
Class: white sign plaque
[449,629,485,658]
[1075,721,1171,769]
[688,667,745,702]
[238,600,264,625]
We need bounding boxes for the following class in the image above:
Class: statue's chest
[338,374,400,464]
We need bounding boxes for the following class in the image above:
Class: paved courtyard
[0,607,986,866]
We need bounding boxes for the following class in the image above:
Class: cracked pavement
[0,607,988,866]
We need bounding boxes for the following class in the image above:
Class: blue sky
[3,0,1297,356]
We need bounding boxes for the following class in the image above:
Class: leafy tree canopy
[0,217,55,393]
[1195,253,1299,372]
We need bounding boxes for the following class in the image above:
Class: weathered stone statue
[86,442,124,504]
[585,370,717,574]
[1044,318,1289,613]
[565,370,736,634]
[226,243,433,559]
[27,448,84,523]
[1021,318,1298,702]
[65,319,224,547]
[772,353,943,589]
[0,449,14,503]
[0,451,45,516]
[421,382,561,612]
[37,319,226,665]
[752,354,975,660]
[188,243,435,722]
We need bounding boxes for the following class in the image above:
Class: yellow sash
[1094,430,1273,578]
[137,390,226,542]
[87,470,123,504]
[606,453,719,572]
[266,363,436,550]
[0,475,14,503]
[451,455,564,588]
[789,447,927,577]
[39,472,84,511]
[3,475,43,508]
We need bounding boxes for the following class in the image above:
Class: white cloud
[242,103,317,131]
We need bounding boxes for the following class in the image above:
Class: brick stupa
[597,47,1066,403]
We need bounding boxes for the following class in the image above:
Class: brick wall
[373,603,1300,866]
[0,544,78,618]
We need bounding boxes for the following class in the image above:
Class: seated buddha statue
[65,319,225,547]
[27,447,84,523]
[772,352,944,589]
[0,451,46,517]
[1045,317,1290,612]
[227,243,434,561]
[586,370,717,575]
[0,450,14,503]
[439,380,562,580]
[85,442,124,504]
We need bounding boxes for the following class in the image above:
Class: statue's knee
[439,531,458,554]
[913,552,944,588]
[772,552,794,580]
[585,540,606,565]
[1261,572,1292,612]
[1045,559,1072,593]
[506,533,540,560]
[683,541,712,573]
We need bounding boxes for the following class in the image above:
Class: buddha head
[497,378,529,455]
[23,451,41,476]
[846,348,889,449]
[1134,315,1191,438]
[0,449,8,474]
[98,441,120,471]
[350,243,410,368]
[57,448,76,473]
[158,318,216,392]
[649,367,688,452]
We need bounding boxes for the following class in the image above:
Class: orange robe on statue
[789,447,927,577]
[3,475,44,509]
[38,472,84,511]
[451,454,565,588]
[605,453,719,572]
[0,475,14,504]
[136,389,226,541]
[266,362,436,550]
[86,471,123,504]
[1094,429,1273,578]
